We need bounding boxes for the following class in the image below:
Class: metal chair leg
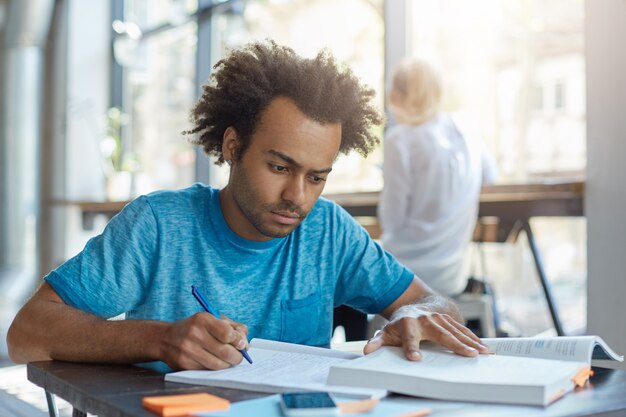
[522,220,565,336]
[45,391,59,417]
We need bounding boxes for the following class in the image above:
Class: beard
[229,163,309,239]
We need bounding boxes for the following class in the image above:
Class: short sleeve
[333,206,414,314]
[45,196,158,318]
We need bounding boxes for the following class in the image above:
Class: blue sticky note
[194,395,281,417]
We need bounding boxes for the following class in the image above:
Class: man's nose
[282,176,306,207]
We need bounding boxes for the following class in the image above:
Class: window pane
[125,0,198,29]
[205,0,385,193]
[120,22,198,194]
[408,0,585,183]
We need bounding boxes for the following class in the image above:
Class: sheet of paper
[251,338,360,359]
[204,347,346,387]
[165,340,386,398]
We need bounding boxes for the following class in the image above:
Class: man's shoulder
[142,183,215,207]
[311,195,341,216]
[307,196,357,228]
[121,183,217,224]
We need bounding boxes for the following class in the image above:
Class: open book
[327,335,623,406]
[165,339,386,398]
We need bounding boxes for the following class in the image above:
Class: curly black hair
[184,40,384,165]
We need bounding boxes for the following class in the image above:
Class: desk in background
[27,359,626,417]
[54,182,584,336]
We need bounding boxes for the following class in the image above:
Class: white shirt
[378,114,496,296]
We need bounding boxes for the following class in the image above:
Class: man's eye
[272,164,288,173]
[310,175,326,184]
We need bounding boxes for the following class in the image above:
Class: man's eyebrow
[268,150,333,174]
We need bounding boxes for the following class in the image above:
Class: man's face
[221,97,342,241]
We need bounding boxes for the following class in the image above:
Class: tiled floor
[0,361,73,417]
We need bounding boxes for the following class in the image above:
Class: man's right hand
[159,313,249,370]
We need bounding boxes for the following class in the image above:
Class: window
[407,0,585,182]
[111,0,198,197]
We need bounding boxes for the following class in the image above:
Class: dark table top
[27,360,626,417]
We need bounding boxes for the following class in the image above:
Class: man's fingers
[429,313,490,354]
[437,330,479,357]
[443,315,486,345]
[190,342,237,370]
[231,322,249,337]
[208,315,248,350]
[420,315,478,357]
[447,319,491,353]
[397,319,423,361]
[188,314,246,365]
[170,333,236,370]
[219,316,248,347]
[365,321,423,361]
[363,334,385,355]
[440,320,487,354]
[199,330,246,367]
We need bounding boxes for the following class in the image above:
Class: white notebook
[165,338,387,399]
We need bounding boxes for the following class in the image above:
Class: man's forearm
[7,298,168,364]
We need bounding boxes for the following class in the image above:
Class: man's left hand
[363,305,490,360]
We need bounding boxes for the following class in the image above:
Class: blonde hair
[387,58,442,125]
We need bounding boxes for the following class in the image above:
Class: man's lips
[270,211,301,225]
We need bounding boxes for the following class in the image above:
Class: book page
[482,336,622,363]
[591,337,624,361]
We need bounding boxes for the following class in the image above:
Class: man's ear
[222,127,239,163]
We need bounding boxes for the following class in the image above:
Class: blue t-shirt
[46,184,413,347]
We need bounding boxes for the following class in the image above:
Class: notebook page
[165,343,386,398]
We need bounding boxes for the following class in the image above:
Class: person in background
[378,57,498,301]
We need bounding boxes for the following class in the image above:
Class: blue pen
[191,285,253,364]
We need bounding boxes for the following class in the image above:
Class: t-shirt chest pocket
[280,291,322,345]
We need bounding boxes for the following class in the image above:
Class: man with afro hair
[9,41,488,371]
